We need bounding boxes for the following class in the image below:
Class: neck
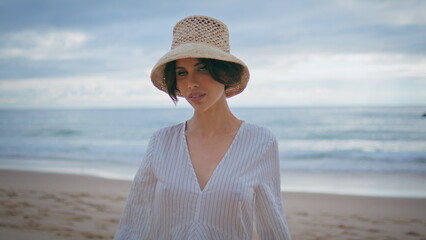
[186,98,241,138]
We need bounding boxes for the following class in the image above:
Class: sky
[0,0,425,109]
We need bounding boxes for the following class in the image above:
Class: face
[175,58,226,113]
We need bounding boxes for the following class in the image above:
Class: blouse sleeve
[114,133,158,240]
[254,136,291,240]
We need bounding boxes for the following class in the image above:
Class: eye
[198,65,208,71]
[176,70,187,77]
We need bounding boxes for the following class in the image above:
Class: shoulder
[238,122,278,155]
[149,122,184,144]
[241,121,277,144]
[153,122,183,136]
[237,122,279,164]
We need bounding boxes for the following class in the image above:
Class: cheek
[176,81,191,98]
[212,82,226,93]
[175,80,184,92]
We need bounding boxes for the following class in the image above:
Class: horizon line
[0,105,425,111]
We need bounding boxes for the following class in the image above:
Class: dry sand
[0,169,425,240]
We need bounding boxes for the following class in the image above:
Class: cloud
[0,28,162,80]
[2,51,425,109]
[0,75,175,109]
[335,0,426,26]
[229,51,426,106]
[228,1,426,54]
[0,0,425,108]
[0,30,91,60]
[243,51,426,83]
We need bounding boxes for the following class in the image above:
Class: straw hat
[150,15,250,98]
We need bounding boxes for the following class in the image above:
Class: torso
[185,122,242,191]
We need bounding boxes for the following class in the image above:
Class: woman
[114,15,291,239]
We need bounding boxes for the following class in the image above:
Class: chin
[189,102,211,113]
[191,105,208,113]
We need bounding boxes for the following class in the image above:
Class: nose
[187,73,199,89]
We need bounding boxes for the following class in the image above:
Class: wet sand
[0,169,425,240]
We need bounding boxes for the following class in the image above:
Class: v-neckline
[182,121,245,193]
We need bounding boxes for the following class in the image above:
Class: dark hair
[163,58,243,103]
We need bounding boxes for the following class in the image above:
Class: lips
[188,92,206,101]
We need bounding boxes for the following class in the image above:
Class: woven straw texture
[150,15,249,98]
[172,16,230,52]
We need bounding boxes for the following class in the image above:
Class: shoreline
[1,169,425,239]
[1,164,425,198]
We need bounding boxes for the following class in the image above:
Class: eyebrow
[175,62,204,70]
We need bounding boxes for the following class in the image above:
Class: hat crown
[171,16,230,53]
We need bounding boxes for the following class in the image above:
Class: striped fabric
[114,121,291,240]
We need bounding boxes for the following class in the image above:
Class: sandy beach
[0,169,425,240]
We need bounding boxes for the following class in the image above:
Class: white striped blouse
[114,121,291,239]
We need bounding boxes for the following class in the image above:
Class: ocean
[1,107,425,197]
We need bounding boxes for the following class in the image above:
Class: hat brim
[150,42,249,98]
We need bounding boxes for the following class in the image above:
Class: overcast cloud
[0,0,425,109]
